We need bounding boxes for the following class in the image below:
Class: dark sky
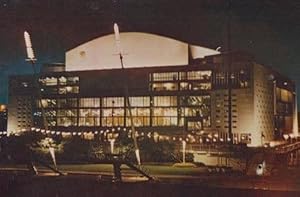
[0,0,300,106]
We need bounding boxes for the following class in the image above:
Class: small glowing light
[173,137,176,141]
[56,132,61,135]
[66,86,72,92]
[36,128,41,132]
[78,132,82,136]
[72,132,77,135]
[31,127,36,131]
[179,137,182,141]
[206,138,210,142]
[214,133,219,138]
[147,132,151,138]
[100,130,104,134]
[284,82,288,86]
[220,138,224,142]
[213,138,217,142]
[94,131,99,134]
[227,138,231,141]
[283,134,289,140]
[51,131,55,135]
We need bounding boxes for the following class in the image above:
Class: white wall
[66,32,219,71]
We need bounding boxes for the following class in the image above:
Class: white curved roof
[65,32,219,71]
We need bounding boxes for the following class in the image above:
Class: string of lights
[0,127,242,144]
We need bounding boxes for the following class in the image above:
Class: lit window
[153,96,177,107]
[152,82,178,91]
[39,77,57,86]
[152,72,178,81]
[102,97,124,107]
[129,97,150,107]
[187,70,212,80]
[80,98,100,108]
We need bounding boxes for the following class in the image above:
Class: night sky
[0,0,300,107]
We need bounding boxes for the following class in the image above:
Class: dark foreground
[0,172,299,197]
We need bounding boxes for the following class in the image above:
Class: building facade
[7,33,298,147]
[0,104,7,131]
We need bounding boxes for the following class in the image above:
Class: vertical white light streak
[24,31,36,60]
[49,147,57,169]
[110,139,115,154]
[182,140,186,164]
[113,23,122,55]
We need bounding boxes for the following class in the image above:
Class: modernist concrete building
[7,33,298,147]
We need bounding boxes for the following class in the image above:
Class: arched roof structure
[66,32,220,71]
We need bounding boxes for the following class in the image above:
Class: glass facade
[150,70,212,92]
[35,71,213,131]
[38,94,210,130]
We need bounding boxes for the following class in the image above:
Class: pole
[227,0,233,144]
[114,24,141,165]
[30,60,48,130]
[182,140,186,164]
[120,54,140,165]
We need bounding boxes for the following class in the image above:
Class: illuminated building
[0,104,7,131]
[7,33,298,146]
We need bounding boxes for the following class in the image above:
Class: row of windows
[151,71,212,81]
[151,82,211,91]
[39,96,188,108]
[41,106,210,127]
[53,116,179,127]
[213,69,250,89]
[39,76,79,86]
[41,86,79,95]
